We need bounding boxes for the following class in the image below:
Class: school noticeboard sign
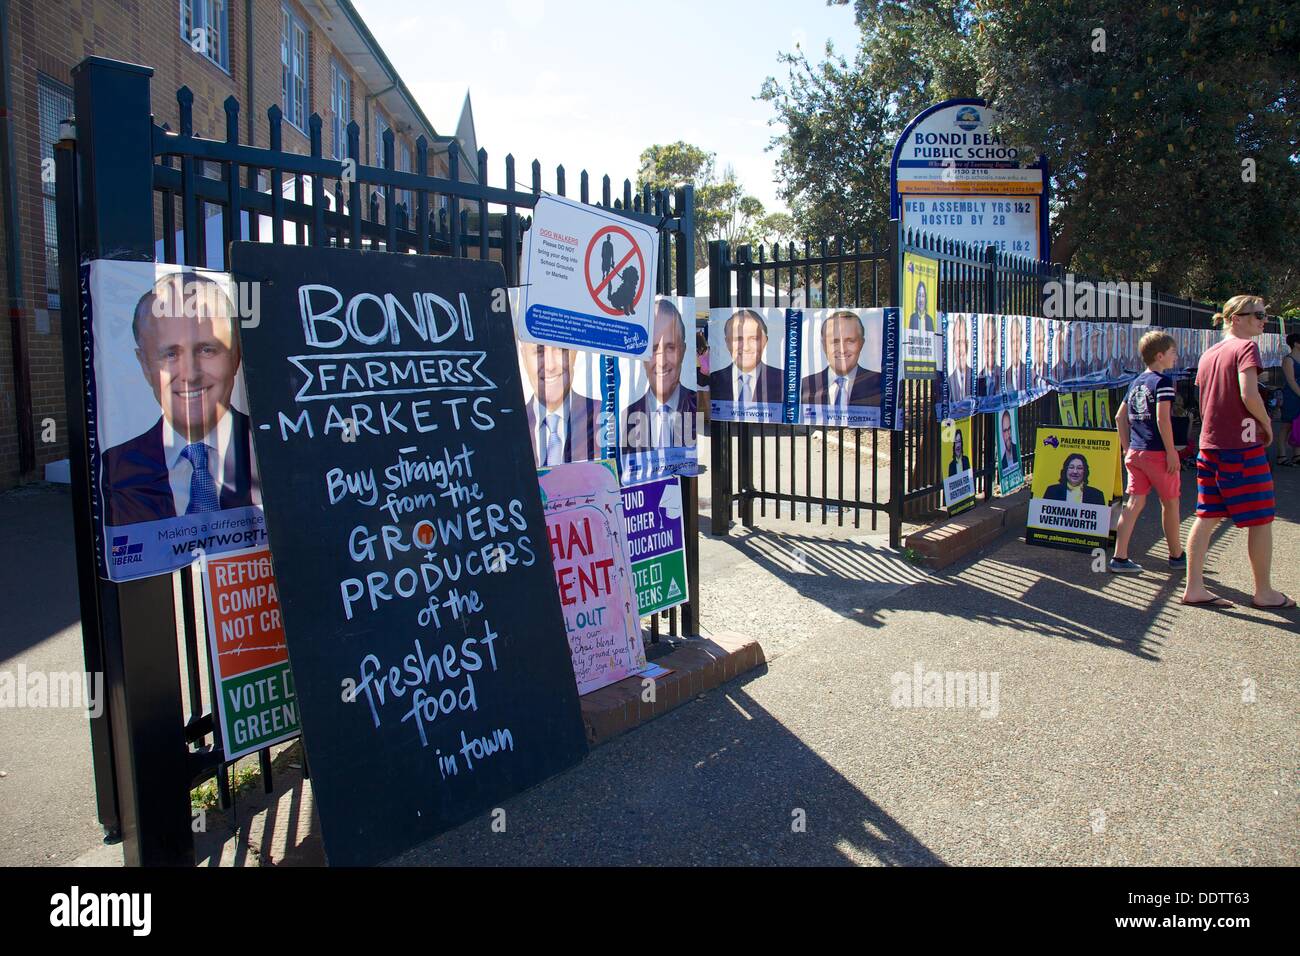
[81,261,267,582]
[891,99,1048,260]
[621,475,689,616]
[518,195,659,359]
[538,460,646,696]
[199,546,299,761]
[1026,427,1121,552]
[231,242,587,867]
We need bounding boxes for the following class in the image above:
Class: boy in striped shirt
[1111,331,1183,574]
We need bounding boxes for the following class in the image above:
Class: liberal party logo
[1041,435,1060,449]
[111,535,144,567]
[954,106,981,131]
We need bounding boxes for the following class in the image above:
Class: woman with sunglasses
[1182,296,1293,610]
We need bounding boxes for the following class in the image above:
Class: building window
[375,113,390,166]
[329,61,351,160]
[179,1,230,72]
[281,6,309,131]
[38,76,72,310]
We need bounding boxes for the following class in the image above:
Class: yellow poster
[940,417,975,515]
[1076,390,1097,429]
[901,252,940,378]
[1026,427,1121,552]
[1057,392,1077,427]
[1094,389,1112,427]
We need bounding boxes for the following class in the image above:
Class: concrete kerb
[904,488,1033,570]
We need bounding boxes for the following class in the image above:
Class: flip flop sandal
[1180,596,1234,608]
[1251,595,1297,609]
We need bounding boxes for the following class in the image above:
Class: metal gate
[55,56,698,865]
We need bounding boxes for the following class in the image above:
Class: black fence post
[734,244,755,529]
[981,244,999,500]
[67,56,194,866]
[887,220,904,548]
[707,239,731,536]
[676,185,700,636]
[54,119,122,846]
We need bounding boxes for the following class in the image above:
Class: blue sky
[351,0,862,213]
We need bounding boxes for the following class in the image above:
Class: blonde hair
[1211,294,1265,329]
[1139,330,1175,366]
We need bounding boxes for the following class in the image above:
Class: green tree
[762,0,1300,309]
[637,142,791,267]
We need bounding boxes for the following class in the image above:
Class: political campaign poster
[231,242,588,866]
[941,416,975,515]
[799,308,890,428]
[708,306,903,429]
[1076,390,1097,429]
[518,195,659,359]
[1027,316,1052,393]
[993,407,1024,494]
[708,306,788,424]
[1026,427,1121,552]
[513,291,698,482]
[1057,392,1078,427]
[973,312,1002,408]
[940,312,977,420]
[901,252,940,378]
[538,460,646,696]
[621,475,688,616]
[198,545,299,761]
[1094,389,1113,427]
[82,260,266,582]
[1002,314,1030,396]
[616,296,700,482]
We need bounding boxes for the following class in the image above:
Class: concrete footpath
[1,467,1296,866]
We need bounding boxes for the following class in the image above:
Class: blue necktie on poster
[183,442,219,514]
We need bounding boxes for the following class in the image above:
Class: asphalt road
[2,465,1296,866]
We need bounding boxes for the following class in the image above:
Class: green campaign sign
[621,476,689,616]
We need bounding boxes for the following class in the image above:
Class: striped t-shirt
[1124,370,1176,451]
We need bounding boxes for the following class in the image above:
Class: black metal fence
[55,56,698,865]
[708,222,1219,545]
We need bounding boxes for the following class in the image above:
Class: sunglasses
[1235,310,1268,320]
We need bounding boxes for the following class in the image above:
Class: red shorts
[1125,449,1181,500]
[1195,446,1275,527]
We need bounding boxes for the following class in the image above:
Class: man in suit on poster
[1030,317,1049,389]
[623,298,697,452]
[100,271,258,527]
[947,316,971,404]
[709,308,783,405]
[800,309,882,411]
[521,341,601,466]
[1004,317,1027,393]
[977,313,1001,398]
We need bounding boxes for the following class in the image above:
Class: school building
[0,0,480,490]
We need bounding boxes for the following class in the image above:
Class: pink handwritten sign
[538,460,646,695]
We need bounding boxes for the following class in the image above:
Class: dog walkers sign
[519,195,659,358]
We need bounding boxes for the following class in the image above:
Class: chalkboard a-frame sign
[230,243,588,866]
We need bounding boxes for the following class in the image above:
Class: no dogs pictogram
[585,225,646,317]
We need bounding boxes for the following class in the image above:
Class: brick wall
[0,0,452,490]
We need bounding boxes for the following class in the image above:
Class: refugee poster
[621,475,688,615]
[538,460,645,695]
[199,545,299,761]
[83,261,266,582]
[709,306,902,429]
[515,294,698,482]
[518,195,658,359]
[901,252,940,377]
[1026,426,1121,552]
[941,416,975,515]
[231,243,588,866]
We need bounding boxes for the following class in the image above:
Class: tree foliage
[761,0,1300,309]
[637,142,789,266]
